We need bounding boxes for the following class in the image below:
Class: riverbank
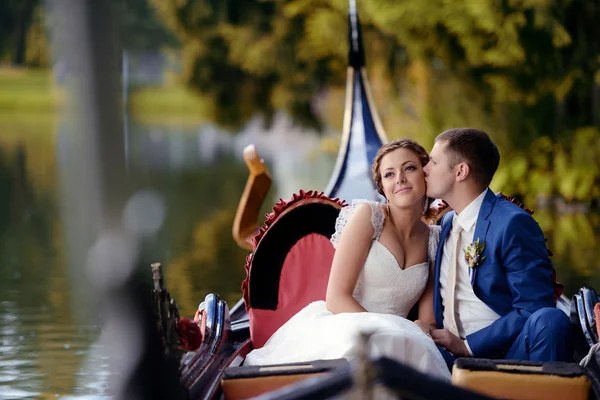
[128,85,210,125]
[0,67,209,125]
[0,68,61,115]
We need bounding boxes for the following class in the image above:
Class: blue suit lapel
[434,211,453,328]
[470,189,496,285]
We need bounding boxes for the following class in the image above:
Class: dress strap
[370,202,385,240]
[427,225,441,264]
[330,200,385,248]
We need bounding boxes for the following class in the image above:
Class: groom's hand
[431,329,470,357]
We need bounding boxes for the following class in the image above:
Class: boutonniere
[463,238,486,269]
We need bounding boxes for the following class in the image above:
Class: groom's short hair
[435,128,500,189]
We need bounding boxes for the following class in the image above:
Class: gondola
[150,1,600,399]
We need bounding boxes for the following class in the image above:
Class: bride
[244,139,451,382]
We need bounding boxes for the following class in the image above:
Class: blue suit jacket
[433,189,555,358]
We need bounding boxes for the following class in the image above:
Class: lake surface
[0,113,599,398]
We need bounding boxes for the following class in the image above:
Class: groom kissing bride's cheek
[243,130,571,380]
[422,127,572,368]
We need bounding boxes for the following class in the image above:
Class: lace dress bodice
[331,200,441,317]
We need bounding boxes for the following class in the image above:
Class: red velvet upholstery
[242,191,345,350]
[249,233,335,348]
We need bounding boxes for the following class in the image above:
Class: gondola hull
[151,0,598,398]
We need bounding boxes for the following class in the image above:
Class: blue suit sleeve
[465,212,555,358]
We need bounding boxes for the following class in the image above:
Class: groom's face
[423,141,455,200]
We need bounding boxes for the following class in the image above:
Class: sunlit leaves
[221,25,278,77]
[298,9,346,61]
[494,127,600,204]
[148,0,600,203]
[150,0,597,136]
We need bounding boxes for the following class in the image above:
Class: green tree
[149,0,353,129]
[115,0,178,51]
[0,0,176,67]
[0,0,39,65]
[151,1,598,133]
[150,0,600,201]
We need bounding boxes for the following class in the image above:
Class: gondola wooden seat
[452,358,591,400]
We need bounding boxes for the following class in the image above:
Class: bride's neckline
[372,240,428,271]
[382,206,430,270]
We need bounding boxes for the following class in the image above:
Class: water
[0,113,335,398]
[0,114,598,398]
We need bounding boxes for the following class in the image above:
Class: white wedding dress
[244,200,451,382]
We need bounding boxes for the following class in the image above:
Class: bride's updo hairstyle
[372,139,435,217]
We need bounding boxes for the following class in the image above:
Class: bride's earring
[422,198,428,215]
[386,202,391,217]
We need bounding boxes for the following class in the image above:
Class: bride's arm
[415,262,436,330]
[325,203,374,314]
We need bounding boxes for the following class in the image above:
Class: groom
[423,128,572,368]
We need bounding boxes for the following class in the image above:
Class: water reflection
[0,112,334,397]
[0,113,598,398]
[537,210,600,294]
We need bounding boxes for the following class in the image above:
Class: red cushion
[249,233,335,348]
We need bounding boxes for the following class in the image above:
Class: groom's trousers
[437,307,573,370]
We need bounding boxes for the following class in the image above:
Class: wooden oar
[232,145,272,250]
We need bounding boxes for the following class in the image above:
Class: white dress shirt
[439,189,501,353]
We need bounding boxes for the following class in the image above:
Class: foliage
[0,0,175,67]
[491,128,600,205]
[149,0,599,202]
[0,0,39,65]
[149,0,351,129]
[115,0,178,51]
[150,1,598,130]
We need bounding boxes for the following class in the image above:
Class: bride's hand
[414,320,433,338]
